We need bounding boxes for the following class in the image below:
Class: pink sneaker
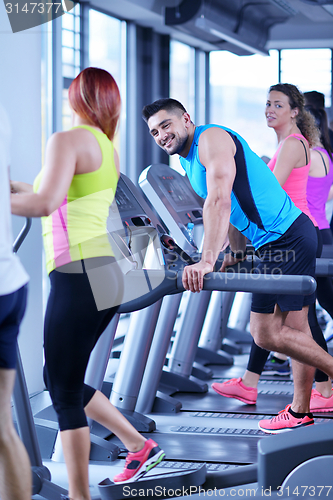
[258,405,314,434]
[211,378,257,404]
[310,388,333,413]
[113,439,165,483]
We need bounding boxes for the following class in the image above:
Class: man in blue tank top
[142,98,333,433]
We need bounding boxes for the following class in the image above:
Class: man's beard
[164,133,188,156]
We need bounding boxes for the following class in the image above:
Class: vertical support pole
[126,22,138,182]
[80,1,89,69]
[52,16,63,132]
[133,27,170,180]
[195,48,207,125]
[278,49,281,83]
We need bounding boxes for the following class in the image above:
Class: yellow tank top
[33,125,118,274]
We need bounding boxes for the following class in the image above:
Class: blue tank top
[179,125,301,250]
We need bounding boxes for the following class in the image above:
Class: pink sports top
[268,133,317,226]
[307,147,333,230]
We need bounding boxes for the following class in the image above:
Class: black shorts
[251,213,317,314]
[0,285,28,369]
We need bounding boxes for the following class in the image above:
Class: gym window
[170,40,195,173]
[209,50,279,158]
[61,2,82,130]
[89,9,127,170]
[280,48,332,107]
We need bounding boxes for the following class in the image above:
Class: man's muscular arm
[182,127,236,292]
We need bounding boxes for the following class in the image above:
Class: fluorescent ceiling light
[195,17,269,56]
[323,5,333,16]
[268,0,299,16]
[209,27,269,55]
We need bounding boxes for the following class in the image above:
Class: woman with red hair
[11,67,164,500]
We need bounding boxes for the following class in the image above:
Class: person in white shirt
[0,102,31,500]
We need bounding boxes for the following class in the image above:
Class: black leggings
[43,257,123,431]
[248,227,333,383]
[316,229,333,330]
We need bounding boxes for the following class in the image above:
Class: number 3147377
[6,3,63,14]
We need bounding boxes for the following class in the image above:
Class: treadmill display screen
[115,184,142,214]
[158,175,198,208]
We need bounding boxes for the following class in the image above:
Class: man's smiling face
[148,109,190,156]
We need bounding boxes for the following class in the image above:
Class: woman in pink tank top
[214,84,333,416]
[265,87,317,227]
[263,89,333,411]
[307,106,333,242]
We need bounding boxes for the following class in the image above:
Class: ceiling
[82,0,333,56]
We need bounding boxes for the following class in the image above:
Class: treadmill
[29,173,330,499]
[135,164,333,498]
[84,172,328,499]
[138,164,300,414]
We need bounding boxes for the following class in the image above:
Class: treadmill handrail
[12,217,42,466]
[315,258,333,276]
[13,217,32,253]
[319,244,333,259]
[118,269,316,313]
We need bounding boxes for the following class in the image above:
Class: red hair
[68,67,121,141]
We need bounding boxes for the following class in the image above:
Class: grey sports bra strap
[298,138,308,165]
[315,149,328,176]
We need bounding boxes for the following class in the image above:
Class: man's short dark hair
[304,91,325,109]
[142,98,187,123]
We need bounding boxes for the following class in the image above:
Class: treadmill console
[139,164,204,255]
[157,174,199,210]
[109,174,194,272]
